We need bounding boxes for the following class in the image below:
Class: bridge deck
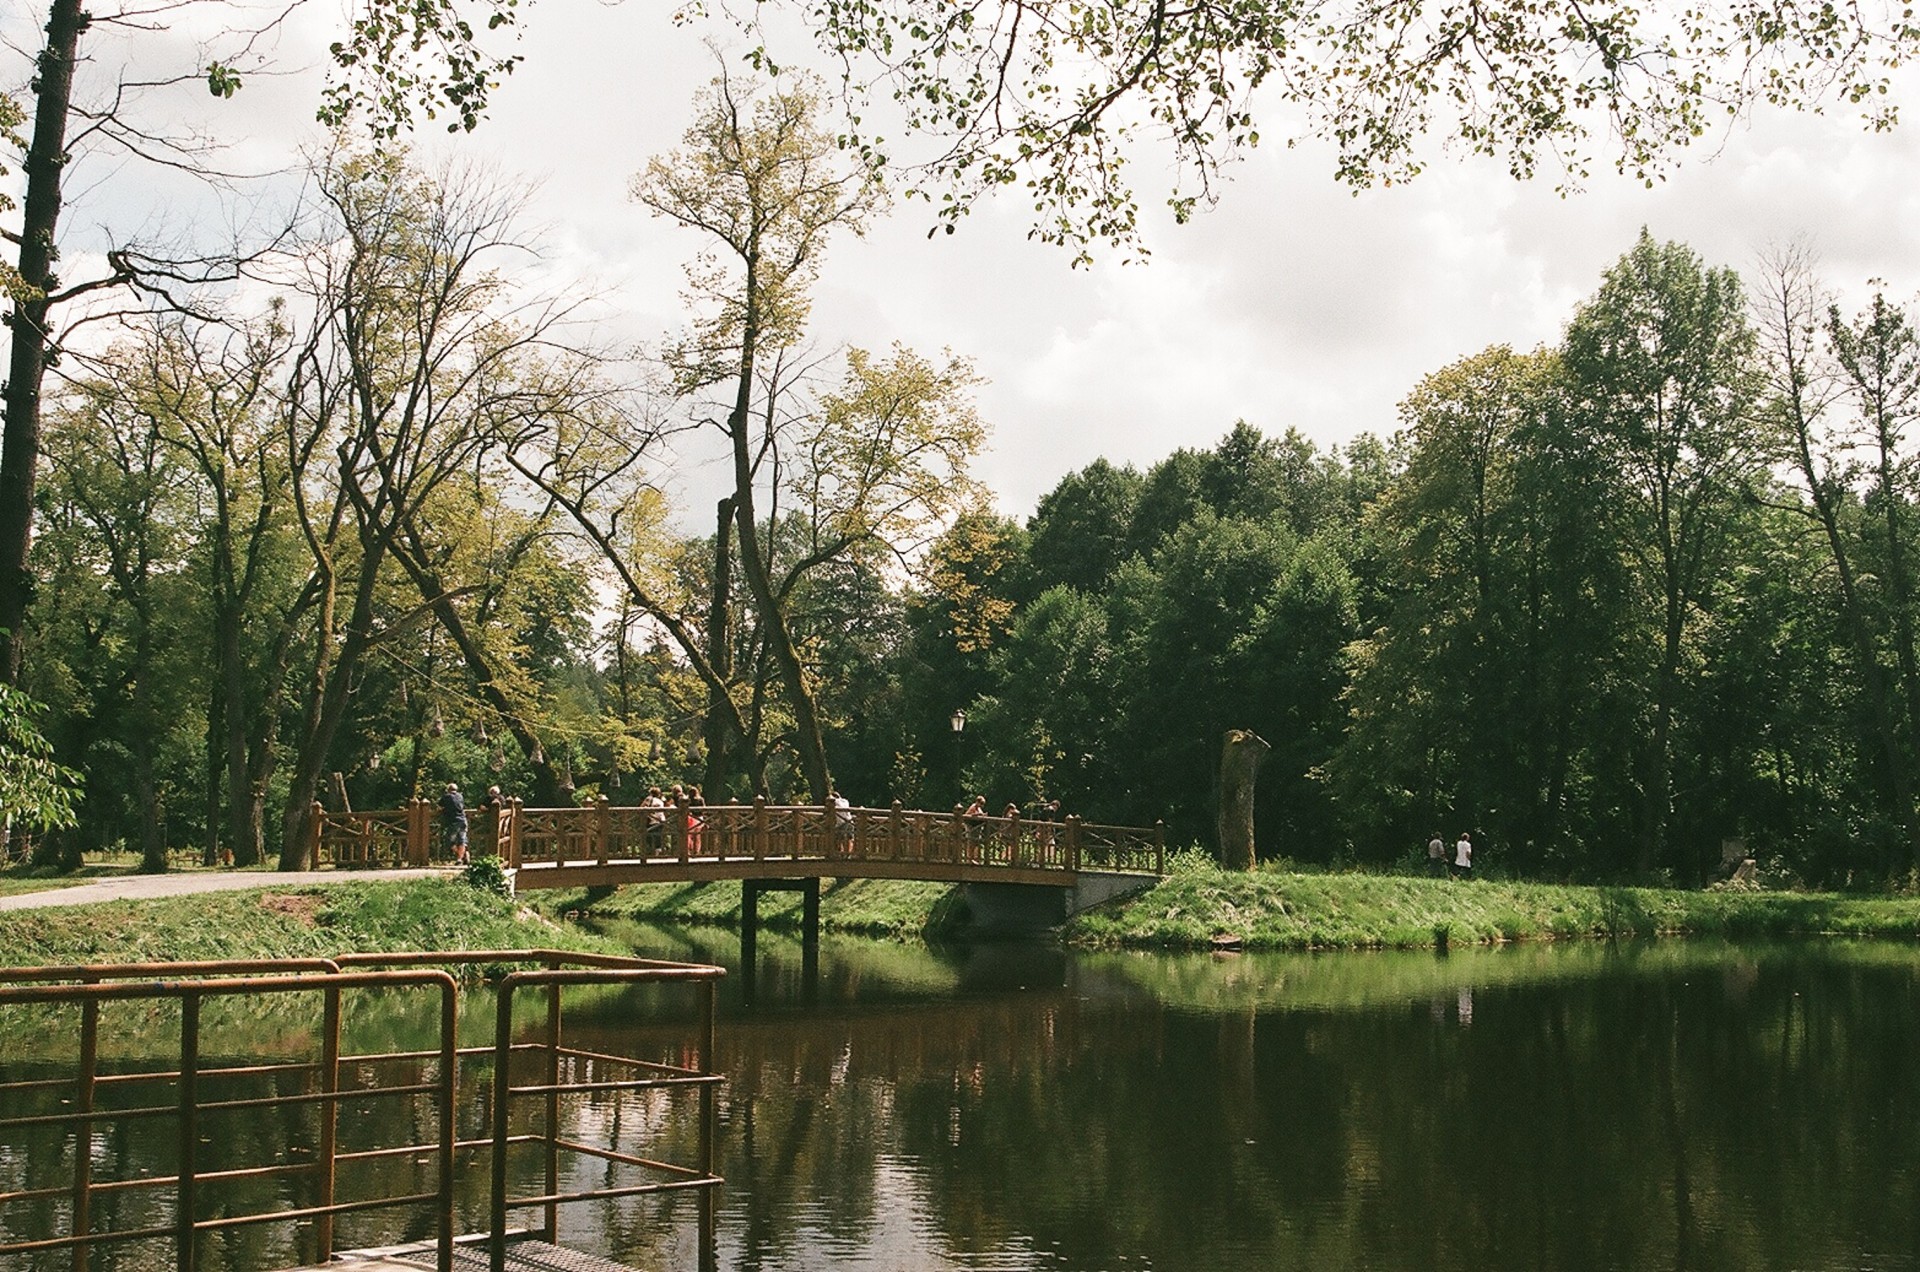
[310,800,1165,887]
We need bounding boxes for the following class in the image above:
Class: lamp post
[949,708,966,797]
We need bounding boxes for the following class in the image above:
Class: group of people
[640,785,708,852]
[435,783,1067,864]
[1426,829,1474,879]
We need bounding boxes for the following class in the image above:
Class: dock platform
[296,1237,645,1272]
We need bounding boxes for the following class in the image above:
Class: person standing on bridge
[439,783,470,865]
[685,786,706,855]
[832,790,854,853]
[642,787,666,854]
[962,795,988,862]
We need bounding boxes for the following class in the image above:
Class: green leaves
[205,62,242,98]
[0,681,82,831]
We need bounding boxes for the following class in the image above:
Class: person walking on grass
[1427,830,1447,878]
[439,783,470,865]
[1452,831,1473,880]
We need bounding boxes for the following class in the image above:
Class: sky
[15,0,1920,521]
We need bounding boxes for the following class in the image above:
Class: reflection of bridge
[311,799,1166,890]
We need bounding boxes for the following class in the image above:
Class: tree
[38,361,204,871]
[1752,247,1919,871]
[1,0,288,689]
[274,152,588,867]
[634,68,888,801]
[777,0,1920,257]
[1024,458,1144,596]
[1332,344,1636,872]
[1829,290,1920,804]
[1563,231,1763,875]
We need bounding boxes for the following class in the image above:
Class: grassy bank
[1072,860,1920,949]
[532,858,1920,951]
[0,879,625,969]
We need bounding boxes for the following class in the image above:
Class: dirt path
[0,868,452,912]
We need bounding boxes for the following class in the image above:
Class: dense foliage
[11,126,1920,890]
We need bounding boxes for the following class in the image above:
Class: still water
[644,931,1920,1272]
[4,931,1919,1271]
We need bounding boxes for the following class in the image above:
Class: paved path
[0,869,453,913]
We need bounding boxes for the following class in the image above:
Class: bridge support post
[740,877,822,1003]
[740,881,759,1003]
[801,877,820,989]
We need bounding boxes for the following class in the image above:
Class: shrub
[460,855,514,899]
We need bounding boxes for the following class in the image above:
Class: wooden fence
[310,798,1166,880]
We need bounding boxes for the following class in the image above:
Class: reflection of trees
[592,947,1920,1271]
[8,948,1920,1270]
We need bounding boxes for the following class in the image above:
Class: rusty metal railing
[0,950,726,1272]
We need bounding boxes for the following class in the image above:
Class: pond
[4,930,1917,1271]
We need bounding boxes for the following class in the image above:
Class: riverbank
[0,878,623,968]
[531,857,1920,950]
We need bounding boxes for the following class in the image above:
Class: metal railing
[0,951,725,1272]
[313,798,1168,881]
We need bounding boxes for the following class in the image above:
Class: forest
[4,56,1920,887]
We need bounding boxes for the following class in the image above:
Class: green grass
[1066,857,1920,950]
[535,858,1920,953]
[0,878,626,969]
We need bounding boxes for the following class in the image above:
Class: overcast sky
[19,0,1920,521]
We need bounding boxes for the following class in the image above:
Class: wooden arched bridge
[308,797,1166,892]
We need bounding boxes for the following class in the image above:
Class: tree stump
[1216,729,1271,870]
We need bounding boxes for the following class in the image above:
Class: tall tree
[1563,231,1763,874]
[1829,291,1920,789]
[634,69,887,800]
[275,152,581,866]
[1753,248,1919,869]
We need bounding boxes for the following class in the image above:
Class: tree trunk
[0,0,87,684]
[724,259,832,801]
[1216,729,1270,870]
[703,496,735,795]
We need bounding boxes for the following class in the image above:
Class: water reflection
[6,936,1920,1271]
[583,931,1920,1272]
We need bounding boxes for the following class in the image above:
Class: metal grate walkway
[392,1238,646,1272]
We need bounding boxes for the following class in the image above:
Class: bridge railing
[311,798,1166,878]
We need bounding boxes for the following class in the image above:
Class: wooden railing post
[1155,820,1166,875]
[753,795,769,861]
[595,795,611,865]
[889,800,904,861]
[415,798,432,867]
[507,798,523,869]
[309,801,326,868]
[1065,815,1082,872]
[952,804,966,864]
[1007,810,1023,867]
[675,795,691,862]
